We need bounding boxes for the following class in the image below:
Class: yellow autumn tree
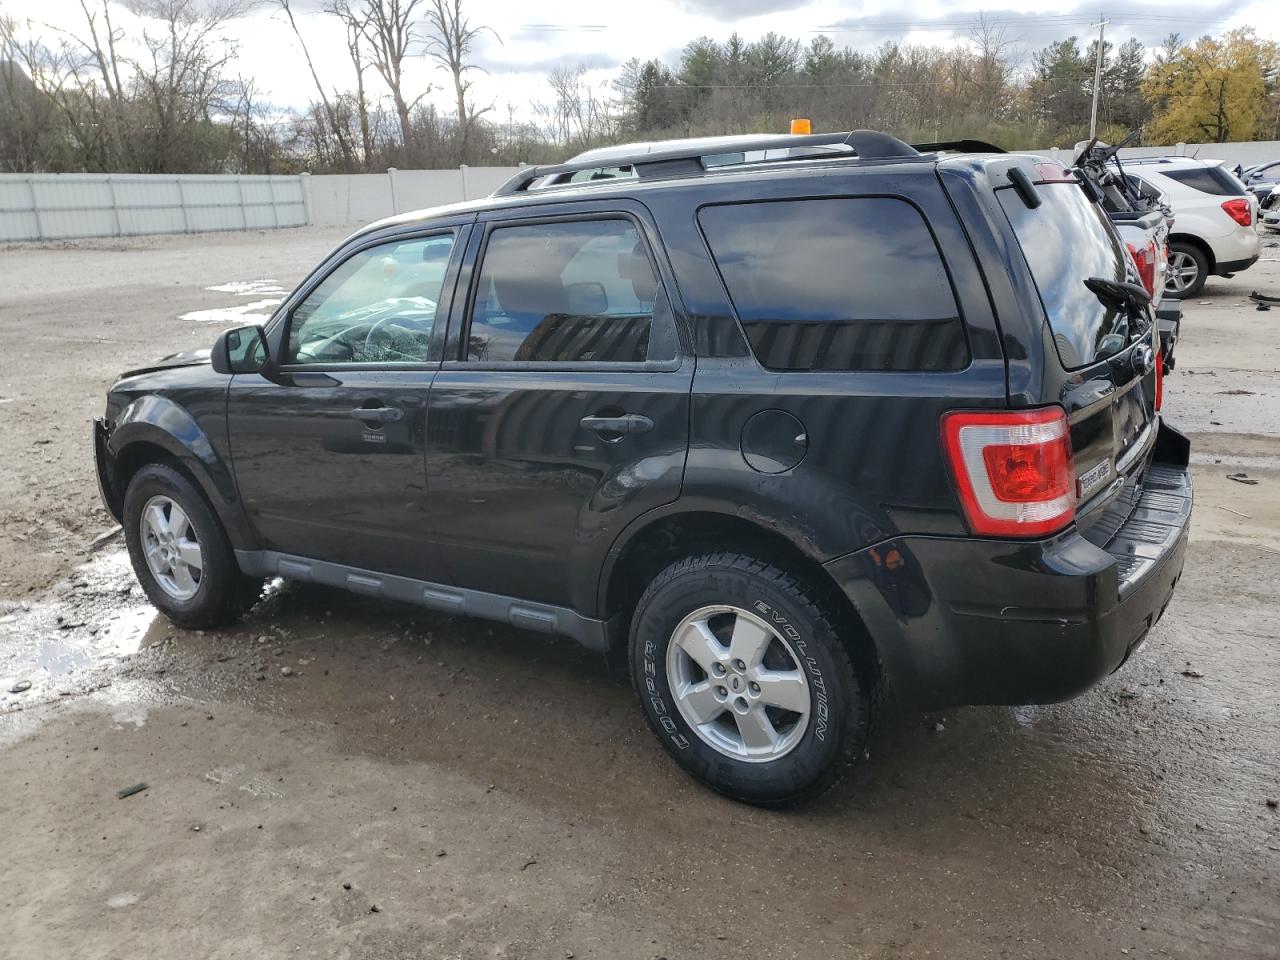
[1142,29,1279,143]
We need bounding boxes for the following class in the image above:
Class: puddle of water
[204,280,286,296]
[179,298,281,324]
[0,551,165,694]
[178,278,288,323]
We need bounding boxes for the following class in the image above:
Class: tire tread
[630,550,874,805]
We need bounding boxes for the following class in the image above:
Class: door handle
[579,413,654,435]
[350,406,402,424]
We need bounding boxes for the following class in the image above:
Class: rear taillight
[1154,348,1164,411]
[941,407,1076,537]
[1126,240,1158,298]
[1222,198,1252,226]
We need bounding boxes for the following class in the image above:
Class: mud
[1,228,1279,959]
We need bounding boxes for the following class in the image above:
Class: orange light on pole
[790,118,812,135]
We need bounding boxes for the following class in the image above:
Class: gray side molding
[236,550,609,651]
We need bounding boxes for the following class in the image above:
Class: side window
[1160,166,1246,197]
[467,218,675,364]
[697,198,968,372]
[286,233,455,364]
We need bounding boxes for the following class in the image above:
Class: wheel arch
[1169,232,1215,272]
[105,396,255,550]
[600,509,883,685]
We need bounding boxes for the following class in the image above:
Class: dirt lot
[1,227,1278,959]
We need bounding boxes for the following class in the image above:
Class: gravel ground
[0,226,1278,960]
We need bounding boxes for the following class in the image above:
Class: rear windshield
[1161,165,1246,196]
[697,197,968,372]
[998,182,1128,370]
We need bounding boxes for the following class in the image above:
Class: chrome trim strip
[1117,421,1156,476]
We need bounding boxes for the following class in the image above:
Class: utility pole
[1089,16,1110,139]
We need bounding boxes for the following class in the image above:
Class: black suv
[94,130,1192,805]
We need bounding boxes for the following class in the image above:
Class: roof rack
[910,138,1005,154]
[491,129,921,197]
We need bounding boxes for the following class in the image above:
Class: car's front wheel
[629,552,873,806]
[123,463,260,628]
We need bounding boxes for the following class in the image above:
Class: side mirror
[211,324,269,375]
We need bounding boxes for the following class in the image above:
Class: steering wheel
[363,315,423,362]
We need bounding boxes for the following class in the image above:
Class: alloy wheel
[139,494,203,601]
[665,604,812,762]
[1165,250,1200,295]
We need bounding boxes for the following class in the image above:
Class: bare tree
[423,0,493,160]
[358,0,428,162]
[326,0,374,169]
[273,0,355,169]
[968,13,1015,118]
[533,64,616,151]
[124,0,248,171]
[44,0,130,166]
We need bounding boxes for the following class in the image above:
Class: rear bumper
[1215,253,1258,276]
[825,421,1192,709]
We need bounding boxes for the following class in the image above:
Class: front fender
[104,394,255,550]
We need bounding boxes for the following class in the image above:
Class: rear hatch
[996,171,1159,523]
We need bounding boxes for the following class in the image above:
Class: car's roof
[1123,156,1225,170]
[350,136,1023,242]
[568,135,794,164]
[358,150,972,238]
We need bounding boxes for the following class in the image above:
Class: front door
[228,227,464,582]
[426,206,693,613]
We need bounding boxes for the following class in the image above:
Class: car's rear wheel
[1165,242,1208,298]
[629,552,872,806]
[123,463,261,628]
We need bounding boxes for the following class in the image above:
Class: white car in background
[1124,157,1260,298]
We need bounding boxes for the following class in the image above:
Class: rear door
[996,176,1158,516]
[425,200,693,614]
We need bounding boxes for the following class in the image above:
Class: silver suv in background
[1123,157,1260,298]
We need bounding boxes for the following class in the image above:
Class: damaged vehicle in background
[1260,184,1280,232]
[1074,138,1180,370]
[1240,159,1280,206]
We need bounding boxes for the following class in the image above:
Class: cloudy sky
[9,0,1277,122]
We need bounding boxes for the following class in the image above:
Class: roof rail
[910,138,1005,154]
[491,129,921,197]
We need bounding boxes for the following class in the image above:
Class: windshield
[998,181,1129,370]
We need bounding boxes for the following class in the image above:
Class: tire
[628,552,873,806]
[123,463,260,628]
[1165,242,1209,299]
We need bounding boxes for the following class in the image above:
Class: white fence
[1023,140,1279,169]
[307,166,520,226]
[0,165,520,242]
[0,173,308,242]
[2,142,1276,243]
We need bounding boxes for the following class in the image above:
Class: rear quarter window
[1161,166,1246,196]
[697,197,968,372]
